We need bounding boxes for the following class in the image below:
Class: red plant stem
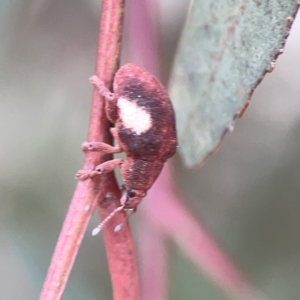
[39,1,140,300]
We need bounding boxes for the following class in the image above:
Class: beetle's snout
[120,189,146,208]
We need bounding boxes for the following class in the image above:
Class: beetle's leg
[89,75,116,100]
[110,127,118,139]
[81,141,122,153]
[110,127,126,151]
[76,158,123,181]
[90,75,118,123]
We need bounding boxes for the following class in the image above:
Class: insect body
[77,63,177,226]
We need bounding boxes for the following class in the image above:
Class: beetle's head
[120,189,146,209]
[91,189,147,236]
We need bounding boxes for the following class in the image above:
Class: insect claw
[81,142,94,151]
[89,75,100,86]
[76,170,91,180]
[76,170,98,180]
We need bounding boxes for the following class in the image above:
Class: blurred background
[1,1,300,299]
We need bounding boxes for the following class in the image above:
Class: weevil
[77,63,177,232]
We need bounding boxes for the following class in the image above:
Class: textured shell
[113,63,177,162]
[121,158,164,190]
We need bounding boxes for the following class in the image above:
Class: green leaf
[169,0,299,167]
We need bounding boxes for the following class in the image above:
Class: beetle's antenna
[114,209,136,232]
[92,205,124,236]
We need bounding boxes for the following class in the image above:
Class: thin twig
[39,1,140,299]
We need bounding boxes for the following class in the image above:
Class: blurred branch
[126,0,159,76]
[39,1,140,299]
[126,0,169,299]
[138,218,169,300]
[144,163,266,300]
[126,0,261,299]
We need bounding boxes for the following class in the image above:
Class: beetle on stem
[77,63,177,233]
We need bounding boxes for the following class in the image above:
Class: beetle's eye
[127,189,136,198]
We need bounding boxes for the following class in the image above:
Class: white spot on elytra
[118,97,152,135]
[84,205,90,212]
